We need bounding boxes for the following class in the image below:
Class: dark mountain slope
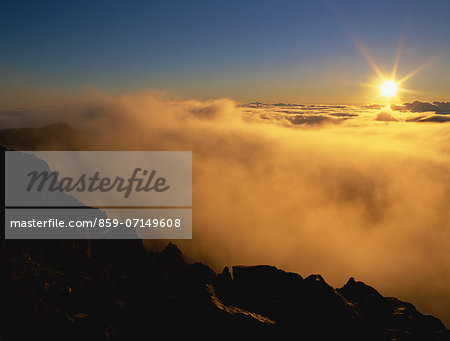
[0,123,82,150]
[0,238,448,340]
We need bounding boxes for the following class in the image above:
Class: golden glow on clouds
[1,91,450,325]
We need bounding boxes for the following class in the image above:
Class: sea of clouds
[1,90,450,325]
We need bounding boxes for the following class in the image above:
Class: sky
[1,0,450,106]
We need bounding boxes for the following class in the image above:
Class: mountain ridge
[0,237,448,340]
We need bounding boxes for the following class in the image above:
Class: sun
[379,80,399,98]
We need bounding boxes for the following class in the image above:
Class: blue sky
[1,0,450,105]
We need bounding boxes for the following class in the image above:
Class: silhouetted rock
[338,277,449,340]
[217,266,232,282]
[160,242,185,266]
[1,233,449,340]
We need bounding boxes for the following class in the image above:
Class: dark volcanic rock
[338,277,449,340]
[1,236,449,340]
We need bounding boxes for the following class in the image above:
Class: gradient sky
[1,0,450,106]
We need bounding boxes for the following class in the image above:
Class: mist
[2,90,450,326]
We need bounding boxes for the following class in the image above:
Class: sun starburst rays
[351,34,443,103]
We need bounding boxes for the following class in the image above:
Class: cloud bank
[1,91,450,326]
